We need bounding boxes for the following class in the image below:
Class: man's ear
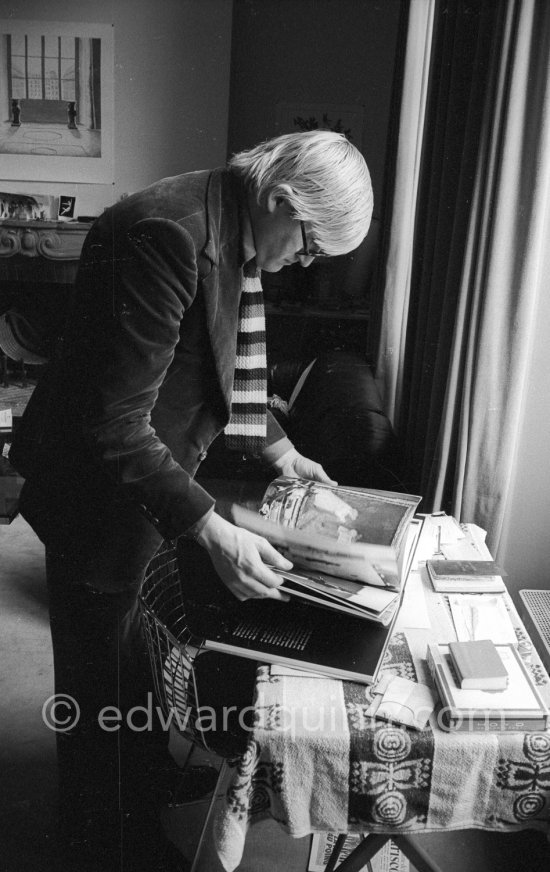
[265,184,294,214]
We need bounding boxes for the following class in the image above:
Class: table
[212,516,550,871]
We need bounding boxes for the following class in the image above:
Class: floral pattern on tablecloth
[344,632,434,827]
[492,732,550,825]
[213,603,550,872]
[225,739,285,823]
[379,631,418,682]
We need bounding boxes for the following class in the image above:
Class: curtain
[433,0,550,551]
[375,0,436,429]
[396,0,550,552]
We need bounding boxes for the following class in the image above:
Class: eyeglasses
[297,221,331,258]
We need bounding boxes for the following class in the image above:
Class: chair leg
[189,759,228,872]
[1,352,8,387]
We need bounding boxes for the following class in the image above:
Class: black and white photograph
[1,2,550,872]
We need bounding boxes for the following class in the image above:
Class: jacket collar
[201,169,249,418]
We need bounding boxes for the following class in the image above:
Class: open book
[232,477,421,625]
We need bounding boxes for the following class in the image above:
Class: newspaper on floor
[308,832,409,872]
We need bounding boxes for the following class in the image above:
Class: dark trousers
[45,546,176,866]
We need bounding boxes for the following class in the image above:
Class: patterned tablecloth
[212,528,550,872]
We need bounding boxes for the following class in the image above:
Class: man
[10,130,373,870]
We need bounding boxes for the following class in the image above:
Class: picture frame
[57,194,76,220]
[0,190,56,220]
[0,20,114,184]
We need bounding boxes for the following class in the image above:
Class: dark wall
[228,0,402,219]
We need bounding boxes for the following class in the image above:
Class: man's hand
[195,511,292,601]
[272,447,337,485]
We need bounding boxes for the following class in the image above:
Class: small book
[448,639,508,690]
[426,559,506,593]
[427,559,506,577]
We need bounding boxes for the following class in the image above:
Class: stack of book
[233,478,422,626]
[184,477,422,684]
[426,641,549,731]
[426,559,506,593]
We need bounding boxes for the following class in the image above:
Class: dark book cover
[427,560,506,578]
[184,594,394,684]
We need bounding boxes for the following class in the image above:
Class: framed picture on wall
[276,102,364,149]
[0,20,114,184]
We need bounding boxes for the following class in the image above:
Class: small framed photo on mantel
[57,195,76,221]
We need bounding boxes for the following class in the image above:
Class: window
[8,34,77,103]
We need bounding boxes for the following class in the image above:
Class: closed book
[426,560,505,593]
[427,560,506,578]
[448,639,508,690]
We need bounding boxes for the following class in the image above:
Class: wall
[0,0,233,217]
[228,0,402,220]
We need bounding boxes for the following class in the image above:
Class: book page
[260,477,419,552]
[274,568,398,610]
[232,504,400,588]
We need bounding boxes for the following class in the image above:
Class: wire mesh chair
[139,539,240,872]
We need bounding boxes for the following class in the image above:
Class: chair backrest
[0,313,49,364]
[139,540,214,753]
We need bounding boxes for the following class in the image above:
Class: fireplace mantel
[0,219,92,284]
[0,219,91,262]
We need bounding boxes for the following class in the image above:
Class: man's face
[251,192,316,273]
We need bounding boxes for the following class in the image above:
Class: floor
[1,503,550,871]
[0,122,101,158]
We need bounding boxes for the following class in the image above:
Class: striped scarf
[224,268,267,454]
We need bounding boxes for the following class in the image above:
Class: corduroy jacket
[10,168,290,590]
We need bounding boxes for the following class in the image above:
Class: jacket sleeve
[78,216,216,539]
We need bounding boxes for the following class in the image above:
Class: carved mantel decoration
[0,220,90,261]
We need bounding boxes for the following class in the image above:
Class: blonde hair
[229,130,373,255]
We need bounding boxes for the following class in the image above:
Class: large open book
[232,477,421,625]
[183,478,422,684]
